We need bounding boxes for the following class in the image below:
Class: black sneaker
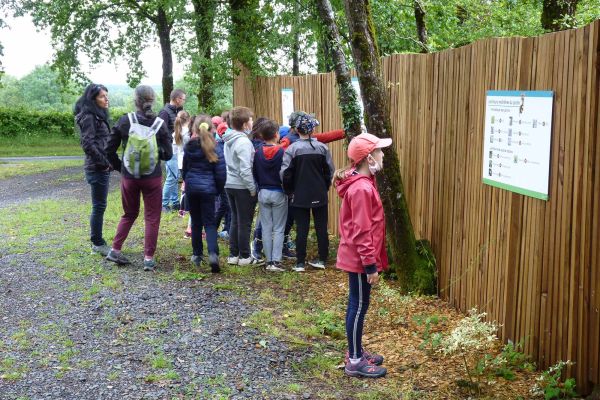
[292,263,305,272]
[308,260,326,269]
[344,357,387,378]
[106,250,131,265]
[208,253,220,273]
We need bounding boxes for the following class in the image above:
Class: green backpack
[123,112,164,178]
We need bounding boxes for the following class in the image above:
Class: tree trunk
[156,6,174,105]
[317,37,334,73]
[343,0,433,293]
[315,0,362,139]
[229,0,261,74]
[413,0,428,53]
[292,29,300,76]
[541,0,579,31]
[192,0,217,113]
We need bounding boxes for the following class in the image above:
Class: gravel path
[0,156,84,162]
[0,168,120,209]
[0,170,316,400]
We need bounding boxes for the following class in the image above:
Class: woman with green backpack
[105,85,173,271]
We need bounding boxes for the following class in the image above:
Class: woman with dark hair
[105,85,173,271]
[74,83,112,256]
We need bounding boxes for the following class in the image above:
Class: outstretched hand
[367,272,379,286]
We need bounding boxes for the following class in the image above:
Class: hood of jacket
[222,129,247,145]
[335,171,375,198]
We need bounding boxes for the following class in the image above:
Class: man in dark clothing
[159,89,186,211]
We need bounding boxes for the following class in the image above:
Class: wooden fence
[233,21,600,393]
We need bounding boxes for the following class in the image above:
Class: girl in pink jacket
[334,133,392,378]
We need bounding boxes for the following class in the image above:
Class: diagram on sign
[482,90,554,200]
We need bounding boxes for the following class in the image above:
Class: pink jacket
[335,171,389,274]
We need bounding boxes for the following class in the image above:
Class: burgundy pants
[112,176,162,257]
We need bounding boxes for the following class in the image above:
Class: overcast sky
[0,15,184,85]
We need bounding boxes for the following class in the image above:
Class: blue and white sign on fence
[482,90,554,201]
[281,88,294,126]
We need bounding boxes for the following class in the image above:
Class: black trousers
[226,188,257,258]
[293,205,329,264]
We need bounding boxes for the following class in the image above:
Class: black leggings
[226,188,257,258]
[293,205,329,264]
[346,272,371,359]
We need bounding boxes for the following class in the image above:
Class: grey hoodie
[223,129,256,193]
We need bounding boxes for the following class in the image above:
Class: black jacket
[280,138,335,208]
[182,139,226,195]
[76,112,111,172]
[106,112,173,179]
[158,103,181,135]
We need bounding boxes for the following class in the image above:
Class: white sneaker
[308,260,326,269]
[237,256,253,266]
[266,263,285,272]
[292,263,305,272]
[227,256,239,265]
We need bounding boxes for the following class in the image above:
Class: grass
[0,136,82,157]
[0,159,83,180]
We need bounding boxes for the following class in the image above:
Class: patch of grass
[147,351,172,370]
[144,370,180,383]
[0,136,82,157]
[293,353,339,379]
[107,370,120,381]
[0,357,29,381]
[0,159,83,179]
[213,282,246,295]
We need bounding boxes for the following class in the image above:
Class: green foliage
[0,107,76,138]
[531,361,578,399]
[414,239,437,294]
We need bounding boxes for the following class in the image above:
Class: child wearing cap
[280,114,335,272]
[334,132,392,379]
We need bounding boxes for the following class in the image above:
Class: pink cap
[216,122,228,136]
[211,116,224,127]
[347,133,392,164]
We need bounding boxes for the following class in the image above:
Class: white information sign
[281,88,294,126]
[482,90,554,200]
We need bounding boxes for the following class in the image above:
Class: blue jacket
[253,143,284,192]
[182,138,226,195]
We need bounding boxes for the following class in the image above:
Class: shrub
[0,108,76,138]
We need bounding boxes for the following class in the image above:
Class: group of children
[169,103,346,273]
[78,85,392,378]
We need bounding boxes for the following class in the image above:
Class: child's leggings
[346,272,371,359]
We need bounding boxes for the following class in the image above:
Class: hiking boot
[106,250,131,265]
[266,262,285,272]
[91,244,111,257]
[344,357,387,378]
[308,260,326,269]
[208,253,220,273]
[227,256,239,265]
[292,263,305,272]
[345,349,384,366]
[143,259,156,272]
[191,255,204,267]
[282,247,296,259]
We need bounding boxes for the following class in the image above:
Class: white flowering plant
[530,360,577,399]
[438,308,499,395]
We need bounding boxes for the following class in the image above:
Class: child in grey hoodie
[223,106,261,266]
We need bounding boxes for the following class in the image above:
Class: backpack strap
[128,112,139,126]
[149,117,164,134]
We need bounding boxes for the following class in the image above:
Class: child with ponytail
[182,116,226,272]
[334,133,392,378]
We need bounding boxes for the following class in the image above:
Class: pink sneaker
[344,357,387,378]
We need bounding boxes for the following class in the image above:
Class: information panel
[482,90,554,201]
[281,88,294,126]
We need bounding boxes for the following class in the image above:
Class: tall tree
[541,0,579,31]
[314,0,362,139]
[229,0,263,75]
[342,0,435,293]
[17,0,184,104]
[191,0,218,112]
[413,0,428,52]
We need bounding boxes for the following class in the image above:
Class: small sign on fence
[482,90,554,201]
[281,88,294,126]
